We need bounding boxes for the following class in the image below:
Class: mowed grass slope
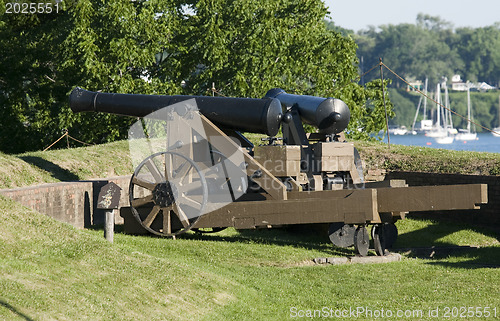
[0,140,133,189]
[0,195,499,320]
[0,140,499,320]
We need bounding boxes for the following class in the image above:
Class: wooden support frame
[191,183,488,229]
[198,114,287,200]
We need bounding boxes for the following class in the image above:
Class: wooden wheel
[129,151,208,236]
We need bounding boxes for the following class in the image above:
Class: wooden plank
[194,189,378,228]
[376,184,488,213]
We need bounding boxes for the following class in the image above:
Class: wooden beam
[376,184,488,213]
[194,189,378,228]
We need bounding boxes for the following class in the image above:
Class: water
[380,133,500,154]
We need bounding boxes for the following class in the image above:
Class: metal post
[379,58,390,148]
[104,210,114,243]
[97,182,121,243]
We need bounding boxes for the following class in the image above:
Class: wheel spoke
[181,195,202,209]
[131,176,156,191]
[164,152,173,180]
[131,194,154,207]
[162,209,172,235]
[143,205,161,228]
[173,161,193,180]
[178,180,202,191]
[145,158,164,183]
[173,204,190,228]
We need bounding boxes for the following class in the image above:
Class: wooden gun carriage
[69,87,487,256]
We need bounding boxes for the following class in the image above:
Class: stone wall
[385,171,500,225]
[0,176,132,229]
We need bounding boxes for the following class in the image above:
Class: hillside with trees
[332,14,500,130]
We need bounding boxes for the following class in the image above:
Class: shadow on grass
[394,216,499,248]
[19,156,79,181]
[110,223,357,257]
[189,225,358,257]
[0,299,35,321]
[425,246,500,269]
[394,216,500,269]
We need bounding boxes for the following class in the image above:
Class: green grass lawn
[0,139,499,320]
[1,194,498,320]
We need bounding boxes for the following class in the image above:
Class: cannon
[69,87,488,256]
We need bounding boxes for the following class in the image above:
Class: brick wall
[386,171,500,225]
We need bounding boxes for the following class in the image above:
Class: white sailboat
[455,85,477,141]
[411,78,430,134]
[427,81,454,144]
[492,95,500,137]
[426,83,448,138]
[435,135,454,144]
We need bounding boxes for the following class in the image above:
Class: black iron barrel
[69,87,283,136]
[265,88,350,135]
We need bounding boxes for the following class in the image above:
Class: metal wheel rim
[329,223,355,248]
[354,226,369,256]
[372,224,387,256]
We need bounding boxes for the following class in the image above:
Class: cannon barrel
[265,88,350,135]
[69,87,283,136]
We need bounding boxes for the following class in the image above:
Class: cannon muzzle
[69,87,283,136]
[265,88,350,135]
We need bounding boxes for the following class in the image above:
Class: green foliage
[0,0,181,153]
[1,0,392,152]
[454,25,500,85]
[387,89,421,127]
[449,91,499,132]
[342,79,394,140]
[174,0,357,98]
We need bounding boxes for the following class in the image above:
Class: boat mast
[466,84,471,133]
[436,83,441,130]
[423,78,428,120]
[443,78,453,130]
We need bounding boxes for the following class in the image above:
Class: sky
[325,0,500,32]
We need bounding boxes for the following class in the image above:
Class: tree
[0,0,391,153]
[0,0,181,152]
[455,25,500,86]
[160,0,392,138]
[356,20,462,88]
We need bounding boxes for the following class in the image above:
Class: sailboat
[411,78,432,134]
[427,81,454,144]
[455,85,477,141]
[492,95,500,137]
[426,83,448,138]
[443,79,457,135]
